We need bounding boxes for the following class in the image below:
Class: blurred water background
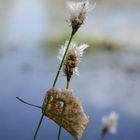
[0,0,140,139]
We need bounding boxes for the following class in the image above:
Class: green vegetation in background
[41,34,122,55]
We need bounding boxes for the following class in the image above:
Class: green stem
[33,95,50,140]
[16,97,42,109]
[52,33,74,87]
[66,80,70,89]
[33,32,74,140]
[98,133,105,140]
[57,103,66,140]
[57,80,70,140]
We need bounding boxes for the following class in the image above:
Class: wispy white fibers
[57,41,88,76]
[101,112,119,134]
[66,0,96,34]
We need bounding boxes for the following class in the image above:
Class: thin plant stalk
[52,32,74,87]
[66,80,70,89]
[57,103,66,140]
[33,95,50,140]
[16,97,42,109]
[57,80,70,140]
[33,32,74,140]
[98,133,105,140]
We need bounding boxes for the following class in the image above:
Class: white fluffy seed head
[57,41,88,62]
[66,0,96,34]
[57,41,89,76]
[101,112,119,134]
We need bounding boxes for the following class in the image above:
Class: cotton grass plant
[16,0,119,140]
[99,112,119,140]
[33,1,95,139]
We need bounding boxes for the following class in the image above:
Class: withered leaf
[42,87,89,140]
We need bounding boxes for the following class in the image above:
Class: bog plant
[17,0,119,140]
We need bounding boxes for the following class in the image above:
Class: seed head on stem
[58,41,89,82]
[67,0,96,34]
[100,112,119,140]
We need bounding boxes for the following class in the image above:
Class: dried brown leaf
[42,87,89,140]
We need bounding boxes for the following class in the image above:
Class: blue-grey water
[0,45,140,140]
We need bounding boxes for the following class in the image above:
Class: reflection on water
[0,45,140,140]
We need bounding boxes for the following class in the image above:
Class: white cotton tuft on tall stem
[66,0,96,34]
[57,41,88,81]
[101,112,119,135]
